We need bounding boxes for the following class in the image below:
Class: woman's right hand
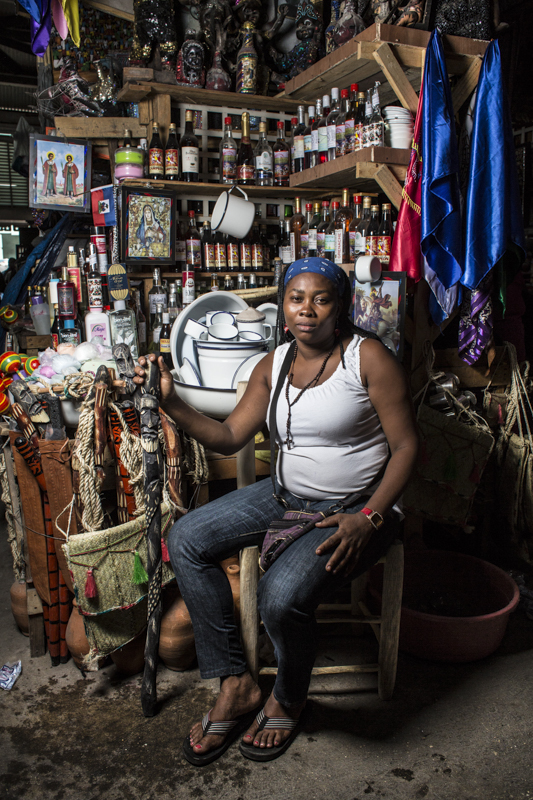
[134,354,177,409]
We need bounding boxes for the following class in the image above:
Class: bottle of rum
[307,201,322,256]
[335,89,349,158]
[317,99,329,164]
[326,87,341,161]
[108,300,139,359]
[310,98,322,169]
[159,310,173,369]
[334,188,354,265]
[348,195,363,261]
[344,83,358,154]
[292,105,306,173]
[304,105,315,170]
[237,112,255,185]
[370,82,384,148]
[220,116,237,184]
[239,228,252,271]
[201,220,215,271]
[185,210,202,269]
[148,267,167,328]
[148,122,164,179]
[236,21,258,94]
[164,122,179,180]
[227,234,240,271]
[181,110,200,182]
[273,121,290,187]
[300,203,313,258]
[362,89,373,148]
[377,202,393,265]
[355,91,366,151]
[251,225,264,271]
[354,196,372,257]
[57,267,77,320]
[151,302,164,346]
[280,219,292,268]
[365,204,381,256]
[290,197,305,261]
[253,121,273,186]
[316,201,330,258]
[214,228,227,272]
[325,201,338,261]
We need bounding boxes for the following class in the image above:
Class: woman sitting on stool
[134,258,419,766]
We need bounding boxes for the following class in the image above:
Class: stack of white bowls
[383,106,414,150]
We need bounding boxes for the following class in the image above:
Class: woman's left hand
[315,513,374,577]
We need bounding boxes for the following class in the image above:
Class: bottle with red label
[251,225,263,271]
[377,202,393,265]
[181,110,200,182]
[348,195,363,261]
[226,234,240,271]
[365,204,381,256]
[220,116,237,184]
[300,203,313,258]
[273,121,290,187]
[334,189,353,264]
[239,229,252,271]
[164,122,179,180]
[148,122,164,179]
[237,112,255,185]
[201,220,215,271]
[57,266,77,319]
[214,229,227,272]
[186,210,202,269]
[316,201,330,258]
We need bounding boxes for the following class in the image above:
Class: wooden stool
[239,541,404,701]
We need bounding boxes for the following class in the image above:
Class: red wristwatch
[360,507,385,530]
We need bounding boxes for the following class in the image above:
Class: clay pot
[110,629,147,675]
[159,586,196,671]
[10,581,29,636]
[65,600,90,669]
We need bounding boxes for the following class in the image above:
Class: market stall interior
[1,0,533,764]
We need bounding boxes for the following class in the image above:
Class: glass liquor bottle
[326,87,341,161]
[251,225,263,271]
[57,267,77,320]
[348,195,363,261]
[168,283,180,324]
[148,122,164,180]
[304,105,315,170]
[290,197,305,261]
[151,302,164,347]
[240,228,252,272]
[316,201,330,258]
[280,219,292,268]
[335,89,349,158]
[362,89,373,149]
[300,203,313,258]
[148,267,167,328]
[109,300,139,360]
[181,110,200,182]
[176,218,187,270]
[164,122,179,180]
[334,188,354,265]
[201,220,215,271]
[220,116,237,184]
[237,112,255,185]
[325,201,338,261]
[365,204,381,256]
[310,98,322,169]
[227,234,240,271]
[317,98,329,164]
[344,83,358,154]
[355,91,366,151]
[354,196,372,257]
[289,117,298,174]
[253,121,273,186]
[307,201,322,256]
[214,228,227,272]
[370,82,384,148]
[377,202,393,265]
[51,304,60,349]
[273,121,290,187]
[293,105,306,173]
[159,311,173,369]
[236,21,258,94]
[186,210,202,270]
[86,257,103,311]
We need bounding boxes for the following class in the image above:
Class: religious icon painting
[29,134,92,213]
[353,271,407,361]
[121,186,176,265]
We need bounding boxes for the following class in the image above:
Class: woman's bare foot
[242,691,306,749]
[188,672,262,756]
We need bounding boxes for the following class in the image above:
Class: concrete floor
[1,511,533,800]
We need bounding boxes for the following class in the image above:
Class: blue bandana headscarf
[283,257,348,294]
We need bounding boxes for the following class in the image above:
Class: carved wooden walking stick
[140,356,164,717]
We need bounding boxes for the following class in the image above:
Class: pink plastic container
[368,550,519,663]
[114,162,144,179]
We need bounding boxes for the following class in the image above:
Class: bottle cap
[371,205,380,211]
[382,203,391,210]
[351,83,359,91]
[162,312,170,323]
[331,88,339,100]
[308,105,315,117]
[322,94,330,107]
[341,89,349,98]
[31,295,44,306]
[63,319,75,329]
[358,92,366,99]
[185,110,194,122]
[277,120,284,129]
[322,200,329,207]
[156,303,163,312]
[291,117,298,125]
[114,300,126,311]
[306,203,312,210]
[353,194,362,202]
[188,210,195,217]
[224,116,232,124]
[332,201,340,208]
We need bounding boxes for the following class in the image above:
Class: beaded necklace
[284,340,338,450]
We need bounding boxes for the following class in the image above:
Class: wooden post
[240,546,260,681]
[373,42,420,115]
[151,93,171,143]
[452,57,482,114]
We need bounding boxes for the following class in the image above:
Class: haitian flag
[91,184,117,227]
[389,82,424,281]
[420,29,463,326]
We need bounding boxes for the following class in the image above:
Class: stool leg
[378,540,404,701]
[240,546,260,682]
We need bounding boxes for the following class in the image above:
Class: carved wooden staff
[160,411,186,511]
[140,356,164,717]
[108,406,136,523]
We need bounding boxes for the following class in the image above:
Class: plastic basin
[368,550,519,662]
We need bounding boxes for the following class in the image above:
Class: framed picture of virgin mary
[29,134,91,213]
[121,185,176,265]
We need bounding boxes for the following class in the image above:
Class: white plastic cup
[207,323,239,342]
[211,186,255,239]
[355,255,382,283]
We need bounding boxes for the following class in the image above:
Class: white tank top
[268,335,389,501]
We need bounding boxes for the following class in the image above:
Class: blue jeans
[168,478,397,708]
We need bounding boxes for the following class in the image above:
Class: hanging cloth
[61,0,80,47]
[389,82,424,282]
[30,0,52,57]
[51,0,68,39]
[420,29,463,326]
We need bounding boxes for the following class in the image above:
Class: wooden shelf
[121,178,328,199]
[282,22,488,107]
[132,271,274,279]
[54,116,148,140]
[117,82,299,113]
[289,147,409,207]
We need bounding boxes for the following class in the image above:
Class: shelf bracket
[372,43,419,116]
[451,57,482,114]
[358,163,404,211]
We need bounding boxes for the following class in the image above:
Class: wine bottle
[354,196,372,257]
[365,204,381,256]
[290,197,305,261]
[220,116,237,184]
[240,228,252,271]
[237,112,255,185]
[201,220,215,271]
[336,89,350,158]
[300,203,313,258]
[317,99,329,164]
[310,98,322,169]
[304,105,315,170]
[355,91,366,151]
[326,87,341,161]
[164,122,179,180]
[253,121,273,186]
[293,105,306,173]
[307,201,322,257]
[226,234,240,270]
[316,201,330,258]
[273,120,290,187]
[280,219,292,268]
[325,202,338,261]
[185,210,202,269]
[370,82,384,148]
[348,195,363,261]
[148,122,164,180]
[181,110,200,182]
[344,84,358,155]
[334,188,353,265]
[214,228,227,272]
[236,21,258,94]
[251,225,264,271]
[377,202,393,265]
[362,89,373,149]
[289,116,298,174]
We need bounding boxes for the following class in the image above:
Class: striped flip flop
[182,707,259,767]
[238,707,304,762]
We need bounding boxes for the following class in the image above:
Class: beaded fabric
[284,340,338,449]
